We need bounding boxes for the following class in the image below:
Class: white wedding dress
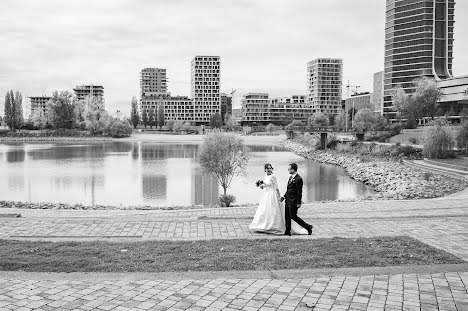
[249,174,308,235]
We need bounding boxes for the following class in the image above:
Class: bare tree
[198,132,248,196]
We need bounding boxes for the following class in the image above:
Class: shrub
[423,119,454,158]
[456,121,468,154]
[397,145,421,157]
[327,137,339,149]
[308,112,329,127]
[106,119,132,138]
[219,194,236,207]
[265,123,276,132]
[389,124,402,135]
[423,172,433,181]
[21,120,38,130]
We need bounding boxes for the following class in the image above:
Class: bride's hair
[264,163,273,170]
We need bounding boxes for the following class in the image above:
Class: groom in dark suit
[281,163,313,236]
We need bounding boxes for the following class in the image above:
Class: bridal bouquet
[255,180,264,187]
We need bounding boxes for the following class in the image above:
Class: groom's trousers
[285,203,310,233]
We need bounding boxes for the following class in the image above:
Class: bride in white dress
[249,163,308,235]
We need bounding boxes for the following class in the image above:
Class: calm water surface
[0,142,374,206]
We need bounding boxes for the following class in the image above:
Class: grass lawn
[0,237,463,273]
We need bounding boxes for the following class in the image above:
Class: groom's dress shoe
[283,232,291,236]
[307,225,313,235]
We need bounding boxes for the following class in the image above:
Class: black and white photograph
[0,1,468,310]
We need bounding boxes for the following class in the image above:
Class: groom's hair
[289,163,298,171]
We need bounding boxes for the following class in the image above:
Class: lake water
[0,142,374,206]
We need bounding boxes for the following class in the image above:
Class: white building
[372,71,384,115]
[307,58,343,115]
[139,68,195,123]
[241,93,270,124]
[191,56,221,124]
[241,94,312,125]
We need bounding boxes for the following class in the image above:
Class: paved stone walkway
[0,271,467,310]
[0,180,467,309]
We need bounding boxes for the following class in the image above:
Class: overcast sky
[1,0,467,116]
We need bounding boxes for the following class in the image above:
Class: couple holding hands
[249,162,313,236]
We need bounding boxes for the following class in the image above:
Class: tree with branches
[157,105,165,128]
[4,90,23,131]
[130,97,139,129]
[141,110,148,128]
[199,132,248,196]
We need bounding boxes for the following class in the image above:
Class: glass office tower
[383,0,455,118]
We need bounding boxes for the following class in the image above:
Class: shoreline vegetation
[282,138,468,200]
[0,201,253,211]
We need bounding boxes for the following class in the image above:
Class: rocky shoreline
[282,139,468,200]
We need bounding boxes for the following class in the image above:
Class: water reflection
[7,150,25,162]
[0,142,374,206]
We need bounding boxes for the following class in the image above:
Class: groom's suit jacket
[284,174,303,207]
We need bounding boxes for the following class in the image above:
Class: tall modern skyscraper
[306,58,343,115]
[191,56,221,124]
[383,0,455,117]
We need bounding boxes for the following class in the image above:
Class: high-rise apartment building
[139,68,194,124]
[191,56,221,124]
[220,93,232,121]
[383,0,455,117]
[29,96,51,117]
[73,85,104,101]
[140,68,169,99]
[307,58,343,115]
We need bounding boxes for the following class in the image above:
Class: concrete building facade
[383,0,455,117]
[29,96,51,117]
[73,85,104,102]
[140,68,169,99]
[241,94,312,125]
[241,93,270,124]
[307,58,343,115]
[220,93,233,121]
[270,95,311,125]
[139,68,195,124]
[437,75,468,114]
[345,93,374,112]
[372,71,384,114]
[191,56,221,124]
